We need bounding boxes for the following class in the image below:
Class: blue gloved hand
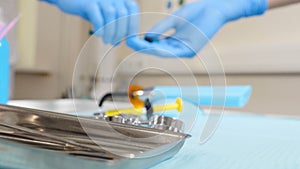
[126,0,268,58]
[42,0,139,45]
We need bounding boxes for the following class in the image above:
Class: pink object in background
[0,14,21,40]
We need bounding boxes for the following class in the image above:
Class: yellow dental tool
[105,98,183,117]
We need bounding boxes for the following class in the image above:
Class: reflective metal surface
[93,112,184,132]
[149,116,184,133]
[0,104,189,168]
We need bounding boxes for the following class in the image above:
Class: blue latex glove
[41,0,139,45]
[127,0,268,58]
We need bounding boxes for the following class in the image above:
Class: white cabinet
[14,2,89,99]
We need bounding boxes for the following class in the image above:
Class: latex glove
[126,0,268,58]
[42,0,139,45]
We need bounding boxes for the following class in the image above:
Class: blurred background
[2,0,300,116]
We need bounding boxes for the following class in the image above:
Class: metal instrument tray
[0,104,189,169]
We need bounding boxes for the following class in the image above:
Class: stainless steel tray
[0,104,189,169]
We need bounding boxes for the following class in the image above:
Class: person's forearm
[268,0,300,9]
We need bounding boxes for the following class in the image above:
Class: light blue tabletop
[151,113,300,169]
